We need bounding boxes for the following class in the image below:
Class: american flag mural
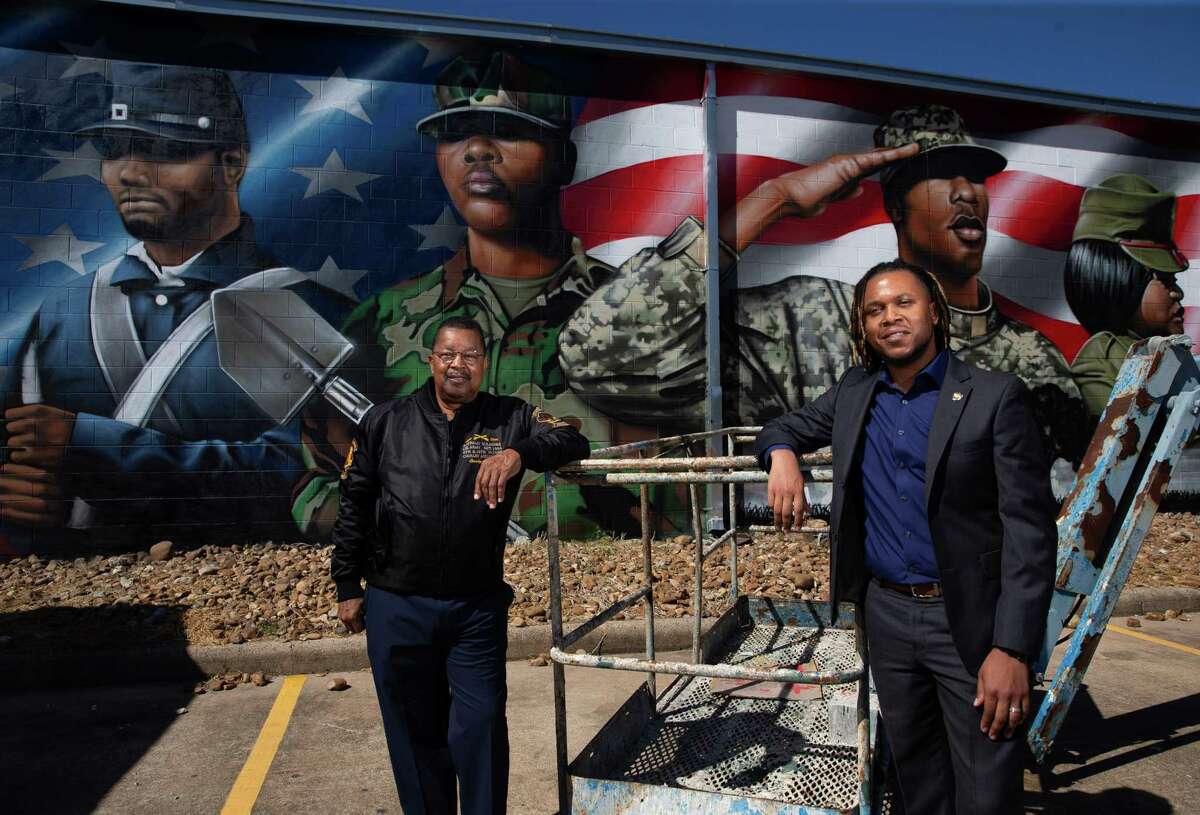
[0,2,1196,552]
[564,68,1200,361]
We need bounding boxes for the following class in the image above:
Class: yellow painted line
[220,675,307,815]
[1107,624,1200,657]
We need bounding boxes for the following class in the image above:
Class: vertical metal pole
[727,432,739,604]
[690,482,705,664]
[545,474,571,814]
[640,481,656,699]
[854,608,874,814]
[702,60,724,530]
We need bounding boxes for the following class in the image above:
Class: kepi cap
[76,65,247,146]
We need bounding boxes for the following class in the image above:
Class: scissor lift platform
[546,430,883,813]
[562,596,889,815]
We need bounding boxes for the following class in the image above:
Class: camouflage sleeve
[558,217,717,427]
[730,277,855,425]
[559,216,856,428]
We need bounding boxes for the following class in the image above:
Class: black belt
[877,578,942,598]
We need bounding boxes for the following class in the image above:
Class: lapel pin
[952,391,963,401]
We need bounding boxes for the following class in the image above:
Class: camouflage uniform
[294,51,667,539]
[561,218,1089,463]
[565,104,1090,464]
[945,284,1089,463]
[560,216,855,427]
[294,239,645,538]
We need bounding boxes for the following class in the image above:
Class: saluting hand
[474,448,523,509]
[768,143,921,218]
[720,143,921,255]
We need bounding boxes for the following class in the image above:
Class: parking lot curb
[1110,585,1200,617]
[3,587,1197,689]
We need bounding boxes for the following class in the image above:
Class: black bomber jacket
[331,380,590,600]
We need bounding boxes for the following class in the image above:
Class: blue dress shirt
[860,350,949,584]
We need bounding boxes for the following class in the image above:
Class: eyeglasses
[432,350,485,365]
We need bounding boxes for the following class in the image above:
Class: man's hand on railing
[767,447,808,531]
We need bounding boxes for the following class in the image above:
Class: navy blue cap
[76,65,247,146]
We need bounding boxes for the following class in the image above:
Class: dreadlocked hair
[850,259,952,371]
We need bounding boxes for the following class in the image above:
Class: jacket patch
[532,406,569,428]
[340,439,358,480]
[462,433,503,463]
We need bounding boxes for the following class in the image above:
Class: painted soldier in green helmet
[293,52,652,539]
[1065,174,1189,418]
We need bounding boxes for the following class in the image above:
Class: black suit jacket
[755,355,1057,674]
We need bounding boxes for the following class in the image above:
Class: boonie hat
[416,52,572,137]
[874,104,1007,188]
[1072,174,1188,274]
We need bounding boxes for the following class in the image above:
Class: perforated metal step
[610,623,867,810]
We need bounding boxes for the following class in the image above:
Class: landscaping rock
[148,541,174,562]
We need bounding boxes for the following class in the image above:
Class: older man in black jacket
[331,316,589,815]
[756,260,1056,815]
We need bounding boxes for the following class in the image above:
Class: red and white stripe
[561,77,1200,361]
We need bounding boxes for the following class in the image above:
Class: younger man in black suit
[756,260,1057,815]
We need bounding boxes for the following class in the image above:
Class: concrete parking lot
[3,618,1197,814]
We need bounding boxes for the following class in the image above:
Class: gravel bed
[1,513,1197,653]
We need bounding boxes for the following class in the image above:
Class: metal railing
[543,428,871,813]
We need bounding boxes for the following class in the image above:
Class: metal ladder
[1029,334,1200,761]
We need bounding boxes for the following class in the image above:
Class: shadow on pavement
[1023,685,1200,813]
[0,603,201,814]
[1025,785,1174,814]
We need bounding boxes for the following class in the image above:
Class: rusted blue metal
[562,586,652,649]
[550,647,864,686]
[545,473,572,815]
[639,474,657,700]
[569,777,850,815]
[559,452,832,473]
[587,427,762,458]
[691,482,705,663]
[727,432,740,605]
[558,597,881,814]
[545,430,880,813]
[1029,335,1200,762]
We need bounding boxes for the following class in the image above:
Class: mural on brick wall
[0,6,707,554]
[563,69,1200,484]
[1,4,1199,555]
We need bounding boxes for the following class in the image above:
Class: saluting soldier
[560,104,1088,465]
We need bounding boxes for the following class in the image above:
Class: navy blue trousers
[365,584,513,815]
